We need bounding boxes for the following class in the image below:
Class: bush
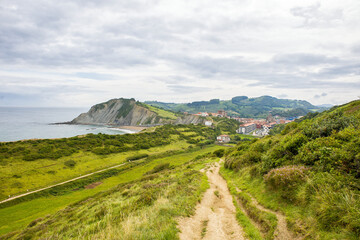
[213,149,225,158]
[126,153,149,161]
[64,160,76,168]
[23,153,42,161]
[145,163,171,175]
[264,165,308,200]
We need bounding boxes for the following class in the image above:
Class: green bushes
[23,153,45,161]
[264,165,308,200]
[126,153,149,161]
[213,149,225,158]
[303,111,359,139]
[222,100,360,238]
[145,163,171,175]
[0,124,216,162]
[64,160,76,168]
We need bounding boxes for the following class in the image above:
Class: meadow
[0,124,216,199]
[0,144,224,236]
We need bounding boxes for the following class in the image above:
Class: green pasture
[0,145,224,235]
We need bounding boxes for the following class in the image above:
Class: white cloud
[0,0,359,107]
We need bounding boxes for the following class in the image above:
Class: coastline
[115,125,149,132]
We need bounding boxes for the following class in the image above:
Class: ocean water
[0,107,132,142]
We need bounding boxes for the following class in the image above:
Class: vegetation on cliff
[71,98,196,126]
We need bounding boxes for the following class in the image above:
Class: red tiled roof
[240,122,256,127]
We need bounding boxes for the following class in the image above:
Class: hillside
[146,95,323,118]
[71,98,204,126]
[1,100,358,240]
[0,123,227,237]
[222,99,360,239]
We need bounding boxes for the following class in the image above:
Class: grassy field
[0,140,190,198]
[0,145,224,236]
[146,104,178,120]
[2,160,210,239]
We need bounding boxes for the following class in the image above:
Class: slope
[223,99,360,239]
[71,98,204,126]
[145,95,322,118]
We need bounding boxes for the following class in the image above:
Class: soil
[235,187,301,240]
[177,161,245,240]
[84,182,103,189]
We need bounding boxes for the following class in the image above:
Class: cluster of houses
[190,110,301,142]
[193,110,227,118]
[235,113,299,136]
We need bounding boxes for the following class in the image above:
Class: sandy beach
[116,125,149,132]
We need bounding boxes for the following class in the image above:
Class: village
[191,110,302,143]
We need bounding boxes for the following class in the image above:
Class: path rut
[177,161,245,240]
[235,187,301,240]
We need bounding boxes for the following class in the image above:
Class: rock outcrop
[71,98,205,126]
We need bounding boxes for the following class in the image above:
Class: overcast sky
[1,0,359,107]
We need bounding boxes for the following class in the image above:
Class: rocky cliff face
[71,98,205,126]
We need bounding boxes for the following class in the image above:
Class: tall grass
[3,157,212,239]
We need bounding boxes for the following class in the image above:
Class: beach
[116,125,149,132]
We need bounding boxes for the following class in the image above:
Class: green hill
[1,99,357,240]
[222,99,360,239]
[145,95,323,118]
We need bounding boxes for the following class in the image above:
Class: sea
[0,107,133,142]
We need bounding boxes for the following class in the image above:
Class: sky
[0,0,360,107]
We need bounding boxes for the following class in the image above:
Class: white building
[236,123,256,134]
[204,121,213,127]
[217,135,231,143]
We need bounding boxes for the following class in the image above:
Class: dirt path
[235,187,301,240]
[0,162,128,204]
[177,161,245,240]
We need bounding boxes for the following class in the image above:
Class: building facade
[236,123,256,134]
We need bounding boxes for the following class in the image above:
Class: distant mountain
[146,95,321,118]
[71,98,204,126]
[316,104,333,108]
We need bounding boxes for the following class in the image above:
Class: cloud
[290,3,343,28]
[167,84,215,94]
[0,0,359,106]
[314,92,328,99]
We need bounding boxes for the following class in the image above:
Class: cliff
[71,98,205,126]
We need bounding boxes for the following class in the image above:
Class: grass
[0,145,224,236]
[220,164,359,240]
[220,166,264,240]
[201,220,209,237]
[146,104,178,120]
[0,140,190,198]
[1,148,217,239]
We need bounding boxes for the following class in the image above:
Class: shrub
[303,111,359,139]
[145,163,171,175]
[64,160,76,168]
[213,149,225,158]
[126,153,149,161]
[264,165,308,200]
[23,153,42,161]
